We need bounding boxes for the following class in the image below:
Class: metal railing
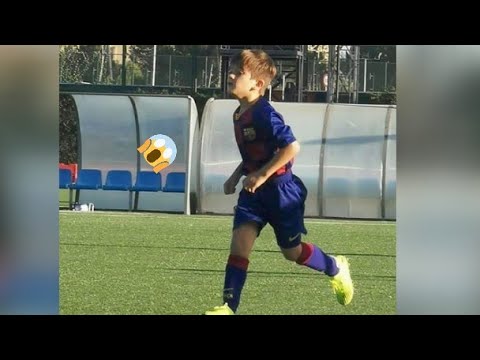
[59,47,222,88]
[59,47,395,93]
[306,58,396,93]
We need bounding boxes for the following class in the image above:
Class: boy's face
[227,65,262,99]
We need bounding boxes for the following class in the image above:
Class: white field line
[59,210,395,226]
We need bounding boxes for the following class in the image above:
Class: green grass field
[60,211,396,315]
[59,189,72,209]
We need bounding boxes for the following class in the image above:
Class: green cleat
[204,303,235,315]
[330,255,354,305]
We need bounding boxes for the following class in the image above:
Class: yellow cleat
[204,303,235,315]
[330,255,354,305]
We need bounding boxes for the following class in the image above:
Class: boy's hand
[243,171,269,193]
[224,176,239,195]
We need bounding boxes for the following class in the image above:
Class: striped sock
[296,242,339,276]
[223,255,249,313]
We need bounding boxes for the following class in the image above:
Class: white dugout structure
[70,94,199,214]
[198,99,396,220]
[67,95,395,220]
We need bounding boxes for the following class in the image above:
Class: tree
[60,45,123,84]
[59,94,78,164]
[59,45,99,83]
[128,45,220,87]
[129,45,218,69]
[307,45,329,61]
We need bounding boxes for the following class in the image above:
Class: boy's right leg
[223,223,258,311]
[205,190,267,315]
[204,223,258,315]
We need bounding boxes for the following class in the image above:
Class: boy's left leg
[268,176,338,275]
[281,241,354,306]
[269,175,353,305]
[280,242,339,277]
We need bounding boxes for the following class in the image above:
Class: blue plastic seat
[59,169,72,189]
[103,170,132,191]
[59,168,74,209]
[69,169,102,190]
[131,171,162,192]
[163,172,185,193]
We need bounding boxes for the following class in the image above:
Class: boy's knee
[281,247,301,262]
[282,252,298,262]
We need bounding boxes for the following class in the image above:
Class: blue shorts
[233,171,308,249]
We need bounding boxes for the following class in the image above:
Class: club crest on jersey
[243,127,256,141]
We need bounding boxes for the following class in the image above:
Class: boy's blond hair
[230,49,277,95]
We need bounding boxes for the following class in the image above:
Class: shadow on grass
[151,267,395,281]
[61,242,395,258]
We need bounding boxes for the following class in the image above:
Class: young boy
[205,49,353,315]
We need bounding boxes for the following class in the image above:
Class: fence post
[169,55,172,86]
[384,61,388,91]
[363,59,367,92]
[152,45,157,86]
[122,45,127,86]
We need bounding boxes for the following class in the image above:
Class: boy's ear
[256,79,265,90]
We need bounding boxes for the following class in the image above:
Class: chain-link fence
[59,46,222,88]
[59,46,395,93]
[306,58,396,93]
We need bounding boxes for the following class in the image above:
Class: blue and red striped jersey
[233,97,296,176]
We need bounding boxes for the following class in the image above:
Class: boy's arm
[259,109,298,178]
[258,141,300,178]
[224,161,244,194]
[229,161,244,183]
[243,141,300,193]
